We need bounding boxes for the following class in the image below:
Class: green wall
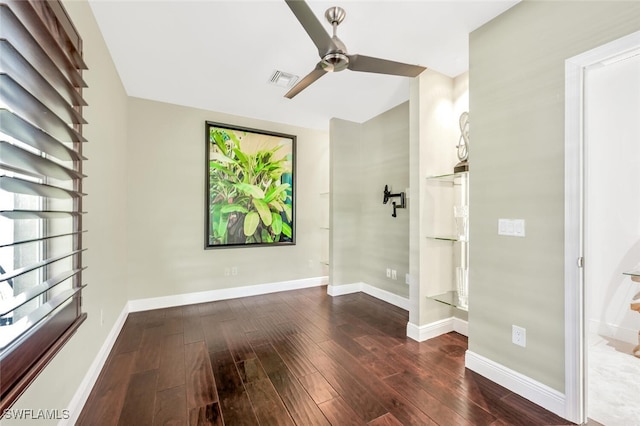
[469,0,640,392]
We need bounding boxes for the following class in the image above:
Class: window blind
[0,0,87,410]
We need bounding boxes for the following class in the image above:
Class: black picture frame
[205,121,296,249]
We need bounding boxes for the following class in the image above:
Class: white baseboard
[453,317,468,336]
[465,350,566,419]
[327,282,363,297]
[406,316,468,342]
[361,283,410,310]
[326,282,410,310]
[64,304,129,426]
[128,276,328,312]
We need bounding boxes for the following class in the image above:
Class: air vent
[268,70,299,88]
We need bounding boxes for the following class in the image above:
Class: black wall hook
[383,185,406,217]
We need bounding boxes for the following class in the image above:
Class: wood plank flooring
[78,286,576,425]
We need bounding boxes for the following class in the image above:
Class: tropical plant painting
[205,122,295,248]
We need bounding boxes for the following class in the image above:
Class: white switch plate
[498,219,526,237]
[391,269,397,280]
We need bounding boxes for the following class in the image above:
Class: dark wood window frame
[0,0,87,410]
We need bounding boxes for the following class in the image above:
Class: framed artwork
[205,121,296,248]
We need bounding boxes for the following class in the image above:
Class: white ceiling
[88,0,519,130]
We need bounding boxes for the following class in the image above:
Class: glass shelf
[425,171,468,183]
[624,270,640,282]
[428,291,468,311]
[426,235,467,242]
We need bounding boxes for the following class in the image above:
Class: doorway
[584,49,640,426]
[565,31,640,425]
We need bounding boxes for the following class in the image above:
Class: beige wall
[7,0,130,423]
[126,98,329,300]
[469,0,640,392]
[330,103,410,297]
[329,118,362,285]
[361,103,410,296]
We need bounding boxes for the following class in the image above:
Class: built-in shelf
[425,235,467,242]
[624,270,640,283]
[425,171,468,183]
[429,291,468,311]
[424,170,469,311]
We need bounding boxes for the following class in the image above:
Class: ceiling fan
[283,0,427,99]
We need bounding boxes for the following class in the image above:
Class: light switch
[498,219,509,235]
[514,219,525,237]
[506,221,515,235]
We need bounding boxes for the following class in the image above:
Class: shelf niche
[424,171,469,309]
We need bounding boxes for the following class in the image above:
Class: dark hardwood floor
[78,286,576,426]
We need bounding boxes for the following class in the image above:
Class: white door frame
[564,30,640,425]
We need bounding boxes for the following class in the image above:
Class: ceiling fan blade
[347,54,426,77]
[285,0,336,55]
[285,63,326,99]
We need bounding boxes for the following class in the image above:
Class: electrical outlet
[386,268,391,278]
[231,266,238,276]
[391,269,397,280]
[512,325,526,347]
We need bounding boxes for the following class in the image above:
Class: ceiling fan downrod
[321,7,348,72]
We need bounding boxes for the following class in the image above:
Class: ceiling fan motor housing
[321,52,349,72]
